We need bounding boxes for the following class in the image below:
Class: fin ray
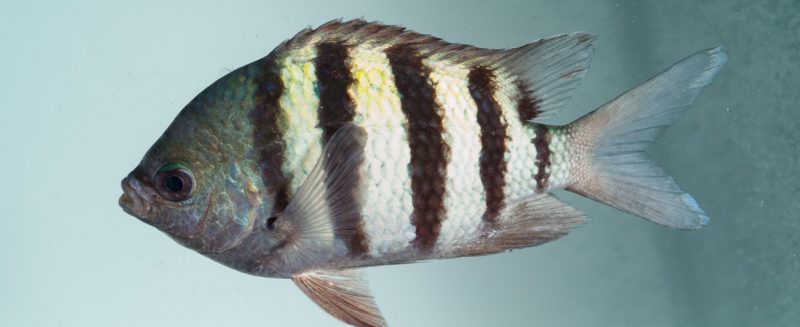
[494,33,596,123]
[565,47,728,229]
[278,124,368,268]
[293,269,386,327]
[489,193,588,250]
[275,19,594,123]
[458,194,588,256]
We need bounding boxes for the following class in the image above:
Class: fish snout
[119,175,156,220]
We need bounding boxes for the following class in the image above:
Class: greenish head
[119,64,275,254]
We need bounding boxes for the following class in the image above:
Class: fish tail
[564,47,727,230]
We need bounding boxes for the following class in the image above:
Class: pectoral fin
[293,269,386,327]
[276,124,368,268]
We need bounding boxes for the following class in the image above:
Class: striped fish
[119,19,727,326]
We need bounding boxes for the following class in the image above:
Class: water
[1,1,797,326]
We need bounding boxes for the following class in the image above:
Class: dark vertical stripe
[315,42,356,143]
[518,80,549,192]
[533,125,551,192]
[314,42,369,257]
[385,44,449,252]
[516,80,542,123]
[249,57,290,212]
[467,67,508,225]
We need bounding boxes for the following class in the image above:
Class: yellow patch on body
[346,44,415,257]
[277,47,323,193]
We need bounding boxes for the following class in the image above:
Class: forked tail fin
[565,47,727,230]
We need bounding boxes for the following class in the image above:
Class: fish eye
[155,164,194,202]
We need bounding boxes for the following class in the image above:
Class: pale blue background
[1,1,798,326]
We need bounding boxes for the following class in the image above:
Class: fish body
[119,20,727,326]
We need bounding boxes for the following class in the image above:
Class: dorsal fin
[273,19,595,122]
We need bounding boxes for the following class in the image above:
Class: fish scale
[273,35,561,260]
[120,19,726,327]
[346,44,416,258]
[277,48,323,194]
[429,63,486,249]
[496,78,543,202]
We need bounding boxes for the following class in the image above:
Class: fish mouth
[119,175,155,221]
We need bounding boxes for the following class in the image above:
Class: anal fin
[293,269,386,327]
[459,194,588,256]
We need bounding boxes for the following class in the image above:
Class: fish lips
[119,175,157,225]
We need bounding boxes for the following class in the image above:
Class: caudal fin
[566,47,727,230]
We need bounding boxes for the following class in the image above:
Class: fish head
[120,67,274,254]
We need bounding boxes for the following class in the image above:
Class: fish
[118,19,727,326]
